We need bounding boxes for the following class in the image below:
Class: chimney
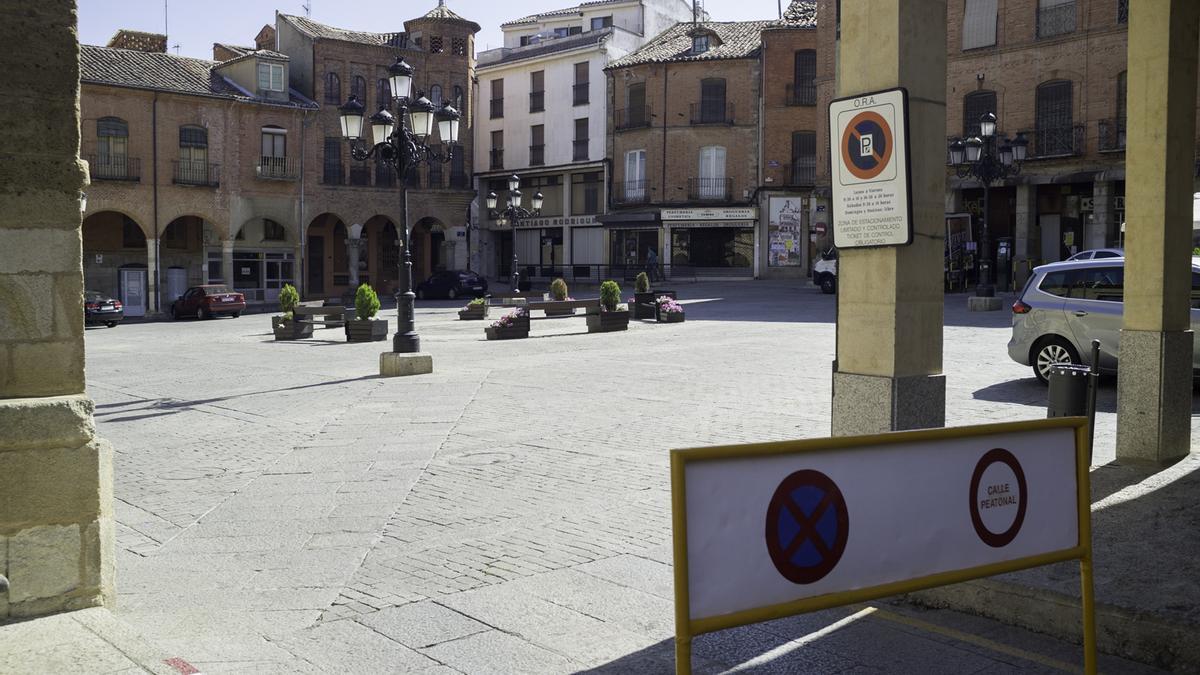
[106,29,167,53]
[255,25,276,51]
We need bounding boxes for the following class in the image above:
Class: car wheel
[105,321,117,328]
[820,275,836,295]
[1033,337,1080,385]
[232,312,241,318]
[197,306,209,320]
[447,287,457,300]
[170,306,179,320]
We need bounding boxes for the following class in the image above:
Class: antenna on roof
[692,0,697,23]
[172,43,181,54]
[302,0,312,17]
[164,0,168,43]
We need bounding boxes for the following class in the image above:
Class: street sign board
[828,87,913,248]
[670,418,1096,674]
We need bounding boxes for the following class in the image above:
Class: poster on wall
[768,197,805,267]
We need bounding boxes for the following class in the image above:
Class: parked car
[1066,248,1124,261]
[415,270,488,299]
[1007,257,1200,383]
[170,285,246,320]
[812,247,838,294]
[84,291,123,328]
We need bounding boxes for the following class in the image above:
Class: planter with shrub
[485,307,530,340]
[587,280,630,333]
[346,283,388,342]
[631,272,656,319]
[545,278,576,316]
[272,284,313,340]
[655,295,685,323]
[458,297,490,320]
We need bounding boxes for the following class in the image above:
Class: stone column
[1090,181,1115,249]
[0,0,114,618]
[1116,0,1198,465]
[221,239,234,288]
[145,237,159,314]
[831,0,947,435]
[561,224,573,275]
[346,237,363,289]
[1013,183,1038,287]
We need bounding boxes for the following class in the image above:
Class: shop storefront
[206,249,296,304]
[662,207,757,278]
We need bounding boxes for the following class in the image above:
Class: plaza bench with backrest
[488,292,548,306]
[292,302,352,328]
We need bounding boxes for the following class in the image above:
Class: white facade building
[472,0,700,286]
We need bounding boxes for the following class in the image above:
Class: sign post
[828,87,913,249]
[671,418,1096,674]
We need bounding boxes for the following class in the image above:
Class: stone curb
[70,608,183,675]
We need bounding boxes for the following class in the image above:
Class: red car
[170,285,246,320]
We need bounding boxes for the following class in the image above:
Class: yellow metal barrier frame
[670,417,1096,674]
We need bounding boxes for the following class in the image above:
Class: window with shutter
[962,0,998,49]
[624,149,646,200]
[698,146,726,200]
[700,79,726,123]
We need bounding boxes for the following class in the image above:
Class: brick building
[80,4,477,315]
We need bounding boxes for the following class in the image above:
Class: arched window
[429,84,443,108]
[324,72,341,104]
[353,75,366,100]
[699,78,727,123]
[377,78,392,107]
[963,90,996,137]
[452,85,463,109]
[1036,80,1074,157]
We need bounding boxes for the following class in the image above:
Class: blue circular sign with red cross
[764,469,850,584]
[840,110,894,181]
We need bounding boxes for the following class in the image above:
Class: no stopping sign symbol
[764,470,849,584]
[840,110,893,181]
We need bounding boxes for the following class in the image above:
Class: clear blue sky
[78,0,785,60]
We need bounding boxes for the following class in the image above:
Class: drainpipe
[661,62,668,204]
[152,91,160,314]
[299,108,310,298]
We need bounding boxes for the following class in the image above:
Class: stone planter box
[458,304,490,320]
[633,291,656,319]
[273,316,313,341]
[485,325,529,340]
[544,304,576,317]
[586,309,630,333]
[346,318,388,342]
[657,310,685,323]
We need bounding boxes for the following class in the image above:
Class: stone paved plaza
[71,281,1183,673]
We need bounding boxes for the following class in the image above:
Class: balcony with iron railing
[529,144,545,166]
[322,165,344,185]
[87,155,140,181]
[172,160,218,187]
[573,139,589,162]
[573,83,589,106]
[785,161,816,187]
[258,156,299,180]
[529,90,544,113]
[1030,124,1085,158]
[490,98,504,118]
[490,149,504,170]
[786,83,817,106]
[615,106,652,130]
[1037,1,1075,38]
[349,164,371,186]
[613,179,649,205]
[688,177,732,201]
[1098,118,1126,153]
[690,102,734,125]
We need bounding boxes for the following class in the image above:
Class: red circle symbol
[840,110,894,180]
[969,448,1028,548]
[764,469,849,585]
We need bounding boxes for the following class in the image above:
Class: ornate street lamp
[486,174,543,293]
[338,56,461,354]
[947,112,1028,296]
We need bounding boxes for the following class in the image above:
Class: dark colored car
[170,285,246,320]
[84,291,123,328]
[415,270,488,299]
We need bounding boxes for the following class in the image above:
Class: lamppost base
[380,351,433,377]
[392,332,420,354]
[967,296,1004,312]
[974,284,996,298]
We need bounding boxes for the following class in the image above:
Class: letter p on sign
[859,134,873,157]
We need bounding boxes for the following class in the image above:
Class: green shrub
[1194,247,1200,256]
[600,280,621,311]
[550,278,569,300]
[634,271,650,293]
[468,297,486,306]
[355,283,381,320]
[278,283,300,318]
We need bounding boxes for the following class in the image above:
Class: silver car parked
[1007,256,1200,383]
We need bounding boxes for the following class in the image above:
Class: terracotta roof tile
[606,20,773,69]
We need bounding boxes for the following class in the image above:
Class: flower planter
[586,309,630,333]
[632,291,656,319]
[346,318,388,342]
[458,304,490,320]
[485,325,529,340]
[657,310,685,323]
[272,316,313,341]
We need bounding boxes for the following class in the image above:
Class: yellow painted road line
[868,607,1080,674]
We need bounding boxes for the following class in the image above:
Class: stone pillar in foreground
[1116,0,1198,465]
[221,238,235,288]
[831,0,947,435]
[145,237,159,314]
[0,0,115,618]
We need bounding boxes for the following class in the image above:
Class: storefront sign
[661,207,756,221]
[829,87,913,248]
[768,197,805,267]
[513,215,598,228]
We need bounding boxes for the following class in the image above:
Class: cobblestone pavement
[82,281,1181,673]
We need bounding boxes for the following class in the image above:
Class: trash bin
[1047,364,1090,418]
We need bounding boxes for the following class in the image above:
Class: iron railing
[322,164,344,185]
[613,179,649,205]
[1037,1,1076,38]
[87,155,140,181]
[172,160,218,187]
[1031,124,1085,158]
[573,139,589,162]
[786,83,817,106]
[376,164,396,187]
[1098,118,1126,152]
[490,98,504,118]
[786,162,816,187]
[349,165,371,186]
[615,106,652,130]
[690,102,734,125]
[529,91,544,113]
[490,149,504,170]
[688,177,732,201]
[529,144,545,166]
[258,156,299,180]
[506,263,751,284]
[573,83,589,106]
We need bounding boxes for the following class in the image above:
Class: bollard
[1047,364,1090,418]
